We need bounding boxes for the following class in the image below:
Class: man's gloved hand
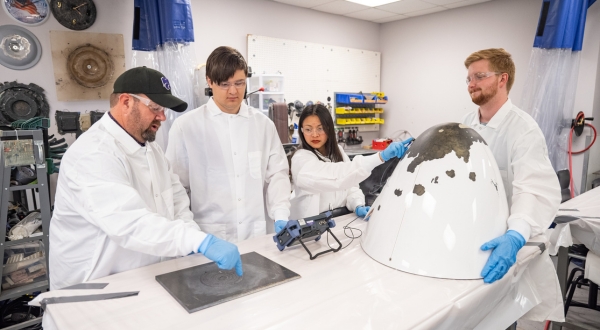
[274,220,288,234]
[480,230,526,283]
[380,137,415,162]
[198,234,243,276]
[355,205,370,218]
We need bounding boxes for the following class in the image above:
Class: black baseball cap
[113,66,188,112]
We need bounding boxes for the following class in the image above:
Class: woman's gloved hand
[355,205,370,218]
[480,230,526,283]
[380,137,415,162]
[274,220,288,234]
[198,234,243,276]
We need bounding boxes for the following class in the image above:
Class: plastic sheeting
[548,187,600,256]
[35,214,563,329]
[521,0,597,177]
[132,42,198,151]
[520,48,580,173]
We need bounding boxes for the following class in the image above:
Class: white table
[546,188,600,330]
[549,187,600,256]
[37,214,562,329]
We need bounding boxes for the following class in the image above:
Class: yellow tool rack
[333,92,387,132]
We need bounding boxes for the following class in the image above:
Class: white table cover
[35,214,563,329]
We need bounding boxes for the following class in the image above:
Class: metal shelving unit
[333,92,386,133]
[0,129,50,329]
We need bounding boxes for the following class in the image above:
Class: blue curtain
[132,0,194,51]
[534,0,596,51]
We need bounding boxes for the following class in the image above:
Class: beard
[470,83,498,106]
[141,123,160,142]
[131,103,161,142]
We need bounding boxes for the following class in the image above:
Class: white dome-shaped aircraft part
[361,122,508,279]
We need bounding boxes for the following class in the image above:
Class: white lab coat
[290,147,383,219]
[462,99,561,241]
[49,114,206,290]
[166,98,291,243]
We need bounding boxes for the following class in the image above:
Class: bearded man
[49,67,243,290]
[461,48,560,284]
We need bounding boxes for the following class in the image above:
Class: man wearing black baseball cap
[49,67,243,290]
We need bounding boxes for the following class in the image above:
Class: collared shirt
[166,98,291,242]
[108,111,145,146]
[49,113,205,290]
[462,99,561,240]
[290,146,382,219]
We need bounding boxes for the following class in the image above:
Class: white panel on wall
[247,35,381,105]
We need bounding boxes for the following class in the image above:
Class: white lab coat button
[238,198,241,201]
[234,152,237,155]
[155,194,158,197]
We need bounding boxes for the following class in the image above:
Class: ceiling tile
[313,0,369,14]
[376,0,436,14]
[273,0,337,8]
[374,14,409,23]
[344,8,398,20]
[443,0,491,9]
[421,0,467,5]
[404,6,446,16]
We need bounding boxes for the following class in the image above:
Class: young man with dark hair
[462,48,560,283]
[166,46,291,242]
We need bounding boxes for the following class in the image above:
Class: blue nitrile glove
[380,137,415,162]
[355,205,370,218]
[480,230,526,283]
[274,220,288,234]
[198,234,243,276]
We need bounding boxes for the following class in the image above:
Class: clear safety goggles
[128,94,165,114]
[465,72,500,85]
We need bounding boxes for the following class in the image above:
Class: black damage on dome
[405,123,486,173]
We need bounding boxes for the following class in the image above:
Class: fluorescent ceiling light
[346,0,401,7]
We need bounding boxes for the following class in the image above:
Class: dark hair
[298,104,343,163]
[206,46,248,85]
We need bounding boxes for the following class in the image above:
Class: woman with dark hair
[286,104,413,224]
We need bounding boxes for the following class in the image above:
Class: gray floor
[517,257,600,330]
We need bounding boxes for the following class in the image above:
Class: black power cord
[326,215,363,250]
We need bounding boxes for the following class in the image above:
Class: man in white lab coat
[49,67,243,290]
[166,46,291,243]
[462,48,561,283]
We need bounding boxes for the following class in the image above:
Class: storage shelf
[337,118,384,125]
[8,184,40,191]
[336,92,388,104]
[336,107,383,114]
[337,101,387,105]
[0,280,48,301]
[1,130,51,307]
[5,235,44,247]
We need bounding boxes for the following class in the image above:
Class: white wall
[379,0,600,193]
[0,0,380,134]
[189,0,380,62]
[3,0,599,196]
[0,0,380,200]
[579,2,600,190]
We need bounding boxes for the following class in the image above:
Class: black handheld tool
[273,211,342,260]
